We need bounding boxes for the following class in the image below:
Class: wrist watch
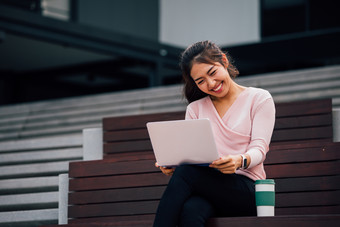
[241,154,247,169]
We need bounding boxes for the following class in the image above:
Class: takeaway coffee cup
[255,179,275,216]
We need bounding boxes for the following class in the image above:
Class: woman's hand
[209,155,242,174]
[155,162,175,176]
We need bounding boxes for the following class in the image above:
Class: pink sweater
[185,87,276,180]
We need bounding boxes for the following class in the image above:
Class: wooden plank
[269,139,331,150]
[68,214,155,224]
[103,151,155,162]
[69,186,166,205]
[266,160,340,178]
[265,143,340,164]
[103,129,149,142]
[274,114,332,129]
[64,220,153,227]
[276,191,340,207]
[69,159,157,178]
[103,111,185,131]
[104,140,152,154]
[207,214,340,227]
[275,176,340,192]
[69,172,170,191]
[45,215,340,227]
[271,126,333,142]
[276,206,340,216]
[275,99,332,117]
[68,200,159,218]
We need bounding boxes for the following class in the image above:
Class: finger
[210,161,233,169]
[160,167,174,174]
[219,165,238,173]
[212,156,232,165]
[164,170,174,176]
[155,162,159,168]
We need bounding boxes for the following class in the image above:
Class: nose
[206,77,216,89]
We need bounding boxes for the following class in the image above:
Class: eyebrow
[194,65,215,82]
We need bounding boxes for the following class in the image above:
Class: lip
[212,82,223,93]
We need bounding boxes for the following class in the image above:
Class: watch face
[242,155,247,169]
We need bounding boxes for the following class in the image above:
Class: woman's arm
[246,97,276,168]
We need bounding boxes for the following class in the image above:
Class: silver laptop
[146,118,220,167]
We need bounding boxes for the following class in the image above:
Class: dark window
[309,0,340,30]
[261,0,340,37]
[0,0,41,13]
[262,0,306,37]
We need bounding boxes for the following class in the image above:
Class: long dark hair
[180,40,239,103]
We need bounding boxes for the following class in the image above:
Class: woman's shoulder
[246,87,273,100]
[187,96,210,108]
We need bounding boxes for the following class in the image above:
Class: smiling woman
[180,40,239,103]
[153,41,276,227]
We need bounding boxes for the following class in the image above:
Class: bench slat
[68,200,159,218]
[69,160,156,178]
[104,129,149,142]
[271,126,333,142]
[277,191,340,208]
[275,175,340,192]
[68,214,155,224]
[275,99,332,117]
[103,111,185,131]
[103,151,155,162]
[69,186,166,205]
[276,206,340,216]
[207,214,340,227]
[69,173,170,191]
[265,143,340,164]
[269,139,330,150]
[59,214,340,226]
[266,160,340,178]
[274,113,332,129]
[104,140,152,154]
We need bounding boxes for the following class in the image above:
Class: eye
[210,69,217,76]
[197,80,204,85]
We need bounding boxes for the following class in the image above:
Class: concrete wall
[77,0,159,41]
[77,0,259,47]
[159,0,260,48]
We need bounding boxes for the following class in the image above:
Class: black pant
[153,165,256,227]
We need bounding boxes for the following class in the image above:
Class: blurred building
[0,0,339,105]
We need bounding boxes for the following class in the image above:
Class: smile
[212,83,223,92]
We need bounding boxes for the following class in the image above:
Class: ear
[222,53,229,68]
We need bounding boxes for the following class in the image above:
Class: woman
[153,40,276,227]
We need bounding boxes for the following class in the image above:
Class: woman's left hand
[209,155,242,174]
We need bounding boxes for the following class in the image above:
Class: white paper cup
[255,179,275,216]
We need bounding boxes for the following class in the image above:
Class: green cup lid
[255,179,275,185]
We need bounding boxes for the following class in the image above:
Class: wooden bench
[51,99,340,226]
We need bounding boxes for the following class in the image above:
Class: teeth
[213,83,222,91]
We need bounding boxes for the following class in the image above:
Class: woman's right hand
[155,162,175,176]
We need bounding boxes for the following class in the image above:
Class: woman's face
[190,61,232,100]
